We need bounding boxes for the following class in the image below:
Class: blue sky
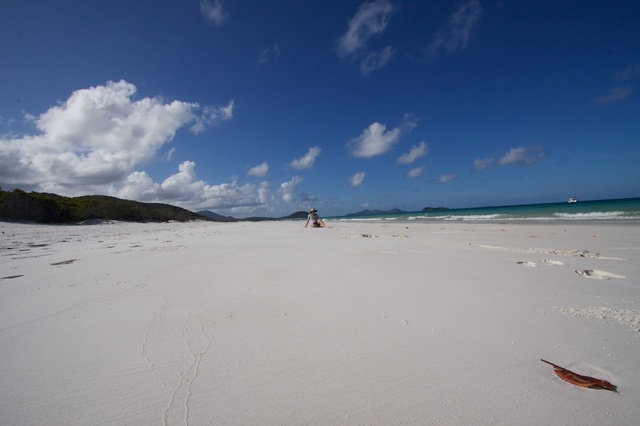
[1,0,639,217]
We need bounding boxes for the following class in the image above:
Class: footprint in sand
[1,275,24,280]
[541,259,564,266]
[51,259,78,266]
[516,261,538,267]
[575,269,626,280]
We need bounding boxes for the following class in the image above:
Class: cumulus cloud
[360,46,395,76]
[257,181,270,205]
[115,161,202,203]
[349,171,366,187]
[109,161,268,214]
[0,81,239,205]
[473,145,546,172]
[348,122,400,158]
[427,0,483,58]
[0,81,217,190]
[279,176,303,202]
[200,0,227,26]
[437,173,456,184]
[290,146,321,170]
[200,179,266,211]
[406,166,425,178]
[397,141,428,164]
[248,161,269,177]
[348,115,416,158]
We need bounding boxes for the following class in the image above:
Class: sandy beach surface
[1,219,639,425]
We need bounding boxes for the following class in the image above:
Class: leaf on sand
[541,359,617,392]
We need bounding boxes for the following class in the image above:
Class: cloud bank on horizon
[1,0,638,216]
[0,78,546,213]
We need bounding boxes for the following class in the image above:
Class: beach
[1,220,639,425]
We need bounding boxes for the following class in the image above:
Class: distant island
[346,208,405,217]
[196,210,238,222]
[421,207,449,212]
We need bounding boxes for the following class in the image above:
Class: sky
[1,0,639,218]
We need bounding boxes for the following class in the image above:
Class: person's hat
[310,208,317,212]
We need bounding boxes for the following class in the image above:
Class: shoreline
[331,218,640,226]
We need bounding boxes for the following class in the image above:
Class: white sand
[1,220,639,425]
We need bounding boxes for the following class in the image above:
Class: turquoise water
[331,198,640,223]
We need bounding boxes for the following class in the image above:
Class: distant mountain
[241,211,308,222]
[0,189,204,224]
[346,208,405,217]
[196,210,238,222]
[282,211,308,219]
[422,206,449,212]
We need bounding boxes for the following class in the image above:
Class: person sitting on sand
[304,208,326,228]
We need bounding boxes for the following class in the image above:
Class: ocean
[331,198,640,224]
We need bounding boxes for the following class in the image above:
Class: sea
[331,198,640,224]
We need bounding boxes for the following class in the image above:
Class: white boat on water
[568,185,578,203]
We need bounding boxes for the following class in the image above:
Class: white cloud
[166,147,176,162]
[337,0,395,57]
[427,0,483,58]
[217,99,235,120]
[472,157,494,172]
[110,161,267,214]
[497,145,545,166]
[279,176,303,202]
[348,122,400,158]
[473,145,546,171]
[406,166,425,178]
[348,122,402,158]
[257,181,270,204]
[337,0,396,75]
[400,112,419,132]
[248,161,269,177]
[0,80,232,196]
[258,44,280,65]
[200,0,227,26]
[349,171,366,186]
[290,146,321,170]
[191,99,234,134]
[153,161,202,199]
[200,179,264,210]
[591,86,633,105]
[360,46,395,76]
[397,141,428,164]
[437,173,456,184]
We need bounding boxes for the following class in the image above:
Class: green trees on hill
[0,189,203,223]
